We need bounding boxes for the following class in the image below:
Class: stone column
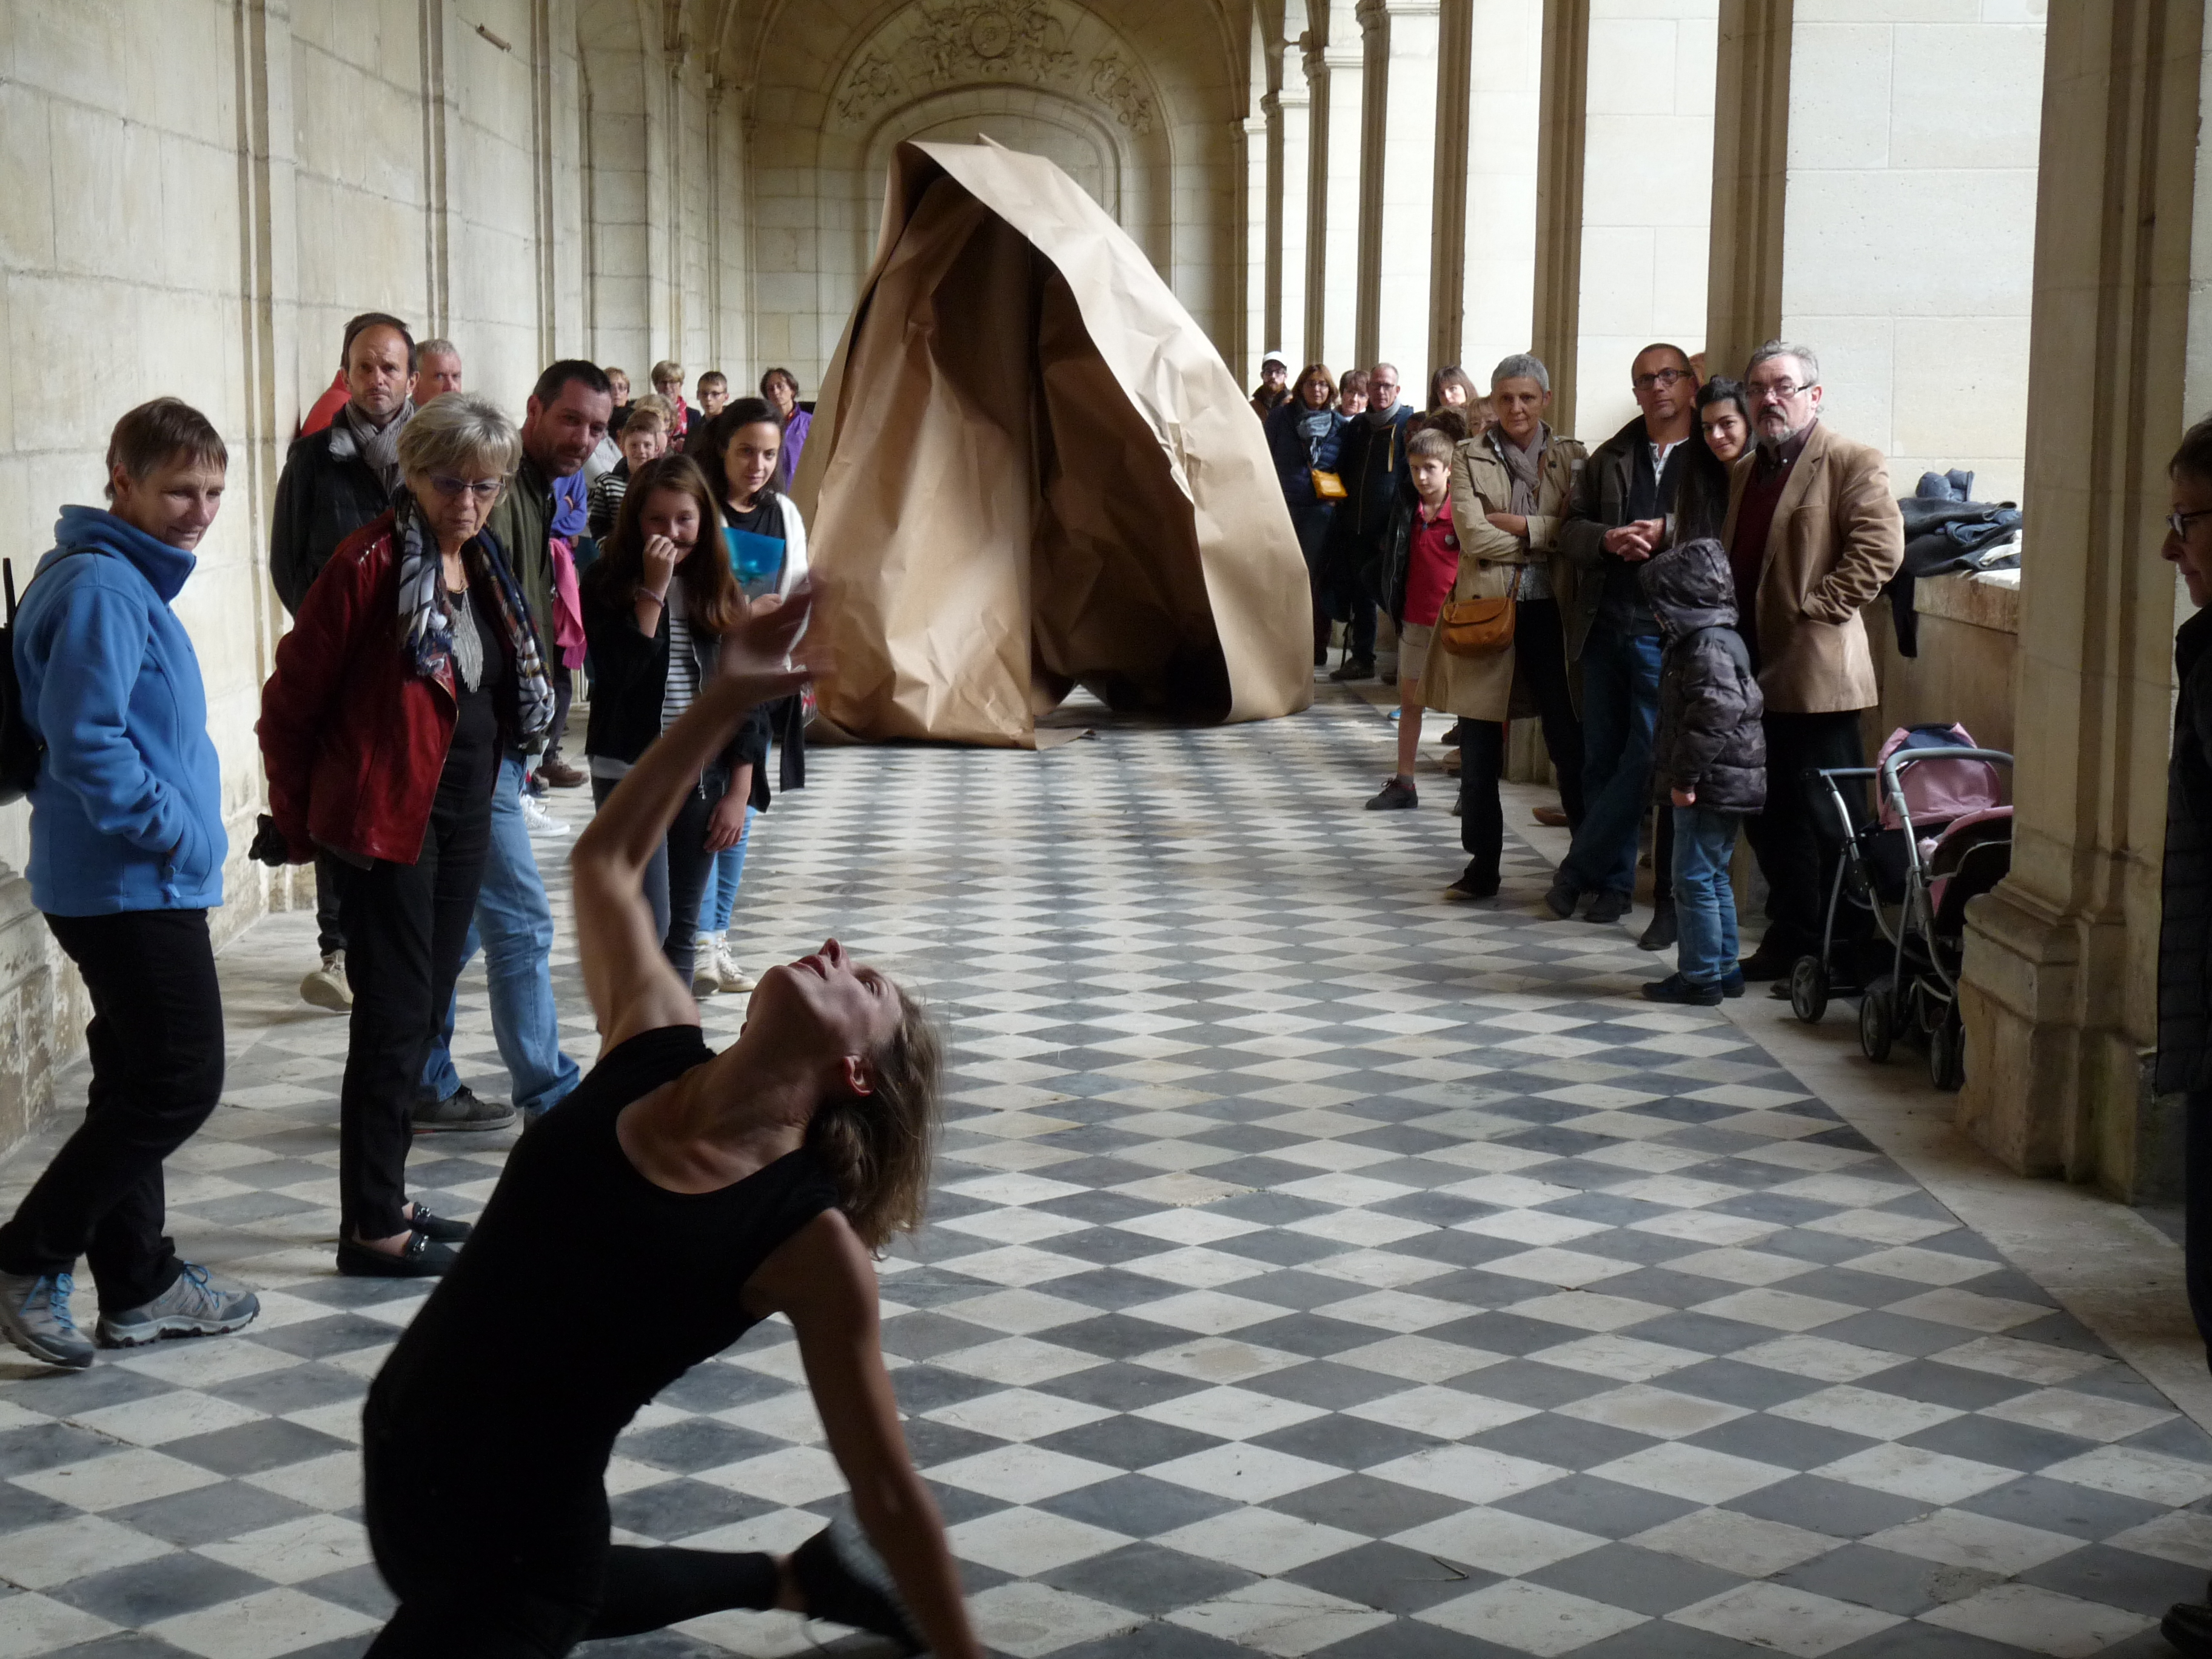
[1242,110,1266,380]
[1960,0,2208,1191]
[1276,79,1312,364]
[1352,0,1441,381]
[235,0,302,920]
[1702,0,1789,387]
[1300,31,1332,361]
[1307,18,1365,371]
[1428,0,1473,376]
[419,0,460,335]
[1459,0,1543,384]
[1530,0,1589,431]
[1262,85,1286,360]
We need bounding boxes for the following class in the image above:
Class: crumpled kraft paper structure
[789,138,1313,747]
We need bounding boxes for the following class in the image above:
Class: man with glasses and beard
[1721,341,1903,984]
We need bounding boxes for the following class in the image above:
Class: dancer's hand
[716,578,823,705]
[1671,785,1697,806]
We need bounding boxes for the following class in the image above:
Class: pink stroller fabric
[1926,806,2013,915]
[1875,723,2006,830]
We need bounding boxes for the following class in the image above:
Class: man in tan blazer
[1720,341,1904,980]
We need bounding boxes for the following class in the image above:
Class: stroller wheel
[1930,1010,1966,1092]
[1789,956,1829,1024]
[1860,977,1895,1064]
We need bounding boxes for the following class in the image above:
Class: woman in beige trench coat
[1424,355,1588,899]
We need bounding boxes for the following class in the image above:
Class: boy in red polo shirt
[1369,426,1461,808]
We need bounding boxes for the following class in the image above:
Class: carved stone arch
[746,0,1248,378]
[823,0,1171,269]
[862,85,1131,228]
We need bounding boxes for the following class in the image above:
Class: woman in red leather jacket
[258,394,556,1278]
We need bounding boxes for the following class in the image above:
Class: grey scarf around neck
[333,398,416,496]
[1495,423,1550,517]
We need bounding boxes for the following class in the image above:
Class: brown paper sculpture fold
[790,138,1313,747]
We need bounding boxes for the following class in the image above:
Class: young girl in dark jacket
[1639,538,1765,1005]
[580,455,760,987]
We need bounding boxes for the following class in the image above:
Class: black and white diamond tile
[1,685,2207,1657]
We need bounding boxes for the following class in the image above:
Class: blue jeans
[1564,625,1663,897]
[699,807,756,934]
[1672,805,1741,987]
[420,755,581,1114]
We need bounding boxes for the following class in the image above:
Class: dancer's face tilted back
[749,939,905,1093]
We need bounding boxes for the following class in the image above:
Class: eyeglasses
[2169,508,2212,540]
[1749,380,1814,403]
[1634,368,1693,390]
[427,475,502,501]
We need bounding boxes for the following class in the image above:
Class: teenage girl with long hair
[579,454,759,988]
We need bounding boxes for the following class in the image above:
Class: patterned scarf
[392,491,557,748]
[333,399,414,495]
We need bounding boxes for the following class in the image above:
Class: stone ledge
[1915,566,2020,635]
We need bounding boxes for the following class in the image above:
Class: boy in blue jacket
[0,399,258,1370]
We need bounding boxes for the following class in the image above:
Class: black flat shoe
[403,1203,471,1244]
[1543,878,1581,919]
[1643,973,1723,1007]
[1738,942,1797,982]
[1444,863,1500,901]
[1585,891,1631,925]
[337,1233,458,1279]
[793,1520,924,1655]
[1638,897,1677,951]
[1366,776,1417,810]
[2164,1601,2212,1656]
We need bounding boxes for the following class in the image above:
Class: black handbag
[0,560,45,804]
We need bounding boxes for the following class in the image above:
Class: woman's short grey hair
[396,394,521,481]
[1492,354,1550,393]
[1748,340,1820,387]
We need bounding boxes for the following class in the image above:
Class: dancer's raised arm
[571,585,816,1049]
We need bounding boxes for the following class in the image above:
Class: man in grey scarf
[269,310,423,1017]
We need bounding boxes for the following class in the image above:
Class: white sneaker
[521,796,568,838]
[714,937,757,994]
[300,950,352,1011]
[691,935,722,997]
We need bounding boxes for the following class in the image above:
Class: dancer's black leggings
[364,1413,779,1655]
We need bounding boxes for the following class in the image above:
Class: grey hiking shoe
[96,1262,259,1349]
[0,1270,93,1369]
[410,1084,516,1135]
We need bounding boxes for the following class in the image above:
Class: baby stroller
[1786,725,2013,1091]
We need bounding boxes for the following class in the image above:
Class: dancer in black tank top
[361,585,979,1657]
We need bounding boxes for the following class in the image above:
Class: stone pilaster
[1352,0,1441,382]
[1276,78,1312,365]
[1241,110,1266,379]
[1307,21,1366,370]
[1262,89,1287,358]
[1428,0,1473,377]
[1702,0,1789,385]
[1959,0,2208,1192]
[1530,0,1588,429]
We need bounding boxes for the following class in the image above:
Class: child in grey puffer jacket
[1640,539,1766,1004]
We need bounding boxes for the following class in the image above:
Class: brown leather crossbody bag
[1438,564,1523,657]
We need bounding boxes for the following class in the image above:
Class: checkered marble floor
[2,685,2208,1658]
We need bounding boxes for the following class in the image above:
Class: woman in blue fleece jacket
[0,399,260,1373]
